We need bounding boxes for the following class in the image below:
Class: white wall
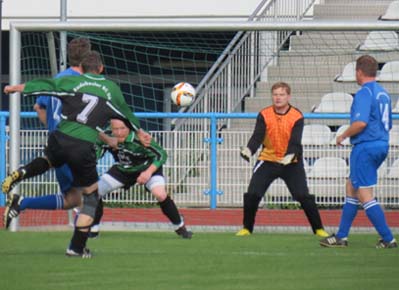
[2,0,263,30]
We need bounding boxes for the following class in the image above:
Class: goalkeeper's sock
[159,196,182,226]
[364,199,394,243]
[19,193,64,211]
[69,228,89,253]
[336,197,359,239]
[22,157,50,179]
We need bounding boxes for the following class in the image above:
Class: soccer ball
[170,82,196,107]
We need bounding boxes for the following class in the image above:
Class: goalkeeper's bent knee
[80,191,99,219]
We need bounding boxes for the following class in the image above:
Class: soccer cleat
[236,228,251,236]
[315,229,330,238]
[319,234,348,248]
[65,247,92,258]
[175,225,193,239]
[3,194,24,229]
[376,238,397,249]
[2,169,25,195]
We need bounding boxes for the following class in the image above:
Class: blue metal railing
[5,111,394,208]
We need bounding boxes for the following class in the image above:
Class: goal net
[5,20,399,230]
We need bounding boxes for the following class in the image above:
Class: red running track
[1,207,398,228]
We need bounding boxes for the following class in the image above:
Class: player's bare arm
[4,84,25,94]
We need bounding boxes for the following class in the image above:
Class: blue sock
[20,194,64,211]
[364,199,394,243]
[336,197,359,239]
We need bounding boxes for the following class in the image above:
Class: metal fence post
[204,114,223,209]
[0,113,7,206]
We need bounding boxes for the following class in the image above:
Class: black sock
[92,198,104,226]
[69,228,89,253]
[243,193,262,233]
[22,157,50,179]
[159,196,182,225]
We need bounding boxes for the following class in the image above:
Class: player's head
[110,119,131,143]
[356,55,378,85]
[80,51,104,74]
[67,37,91,67]
[271,82,291,111]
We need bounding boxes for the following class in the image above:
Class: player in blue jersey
[20,38,104,236]
[320,55,397,249]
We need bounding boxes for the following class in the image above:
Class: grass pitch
[0,231,398,290]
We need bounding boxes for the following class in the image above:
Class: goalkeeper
[96,119,193,239]
[236,82,329,238]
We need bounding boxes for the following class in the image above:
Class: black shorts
[247,159,309,201]
[107,165,163,189]
[44,131,98,187]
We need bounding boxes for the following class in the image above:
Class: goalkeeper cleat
[2,168,25,195]
[319,234,348,248]
[236,228,251,236]
[175,225,193,239]
[376,238,397,249]
[65,247,92,258]
[315,229,330,238]
[4,194,24,229]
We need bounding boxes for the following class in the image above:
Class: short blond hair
[271,82,291,95]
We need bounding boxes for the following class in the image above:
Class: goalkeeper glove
[277,153,295,165]
[240,146,252,162]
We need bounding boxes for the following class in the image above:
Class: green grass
[0,231,398,290]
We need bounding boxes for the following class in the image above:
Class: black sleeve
[286,117,304,157]
[246,113,266,154]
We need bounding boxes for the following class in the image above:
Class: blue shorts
[55,163,73,194]
[349,141,388,189]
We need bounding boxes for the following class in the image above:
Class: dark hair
[356,55,378,77]
[271,81,291,95]
[67,38,91,66]
[80,51,103,74]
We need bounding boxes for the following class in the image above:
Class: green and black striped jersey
[23,73,141,143]
[97,131,167,173]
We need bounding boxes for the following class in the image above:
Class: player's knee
[63,189,82,209]
[80,191,99,219]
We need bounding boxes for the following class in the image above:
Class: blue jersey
[35,68,80,131]
[350,81,392,145]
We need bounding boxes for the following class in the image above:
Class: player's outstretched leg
[3,194,24,229]
[2,157,50,195]
[159,195,193,239]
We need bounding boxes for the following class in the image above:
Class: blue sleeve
[351,88,372,124]
[35,96,49,108]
